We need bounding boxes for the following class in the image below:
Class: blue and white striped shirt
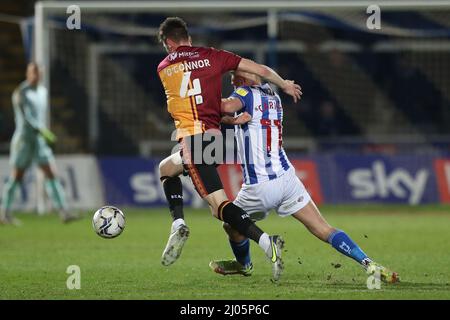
[230,83,292,185]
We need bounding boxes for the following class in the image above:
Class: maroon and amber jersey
[157,45,242,139]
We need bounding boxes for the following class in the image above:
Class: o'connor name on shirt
[164,59,211,76]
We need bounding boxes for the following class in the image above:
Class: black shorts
[179,133,224,198]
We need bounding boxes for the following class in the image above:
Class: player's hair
[158,17,189,43]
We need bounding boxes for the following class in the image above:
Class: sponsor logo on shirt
[236,88,249,97]
[169,52,178,61]
[168,51,200,61]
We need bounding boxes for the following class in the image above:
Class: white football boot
[266,235,285,282]
[161,224,190,266]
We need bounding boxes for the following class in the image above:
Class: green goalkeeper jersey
[11,81,48,138]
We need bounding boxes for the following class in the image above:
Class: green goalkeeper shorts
[10,133,55,169]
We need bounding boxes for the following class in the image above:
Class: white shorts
[233,168,311,221]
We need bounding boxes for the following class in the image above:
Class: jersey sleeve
[213,48,242,73]
[230,86,253,116]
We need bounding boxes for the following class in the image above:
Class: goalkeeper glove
[39,127,57,146]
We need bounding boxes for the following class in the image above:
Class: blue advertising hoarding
[97,154,445,207]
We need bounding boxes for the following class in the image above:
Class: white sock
[258,233,271,254]
[171,218,185,232]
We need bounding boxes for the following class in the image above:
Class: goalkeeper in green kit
[0,63,77,225]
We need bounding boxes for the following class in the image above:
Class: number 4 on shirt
[180,71,201,97]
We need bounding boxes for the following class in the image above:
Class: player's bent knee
[158,159,170,177]
[159,155,183,179]
[205,189,228,212]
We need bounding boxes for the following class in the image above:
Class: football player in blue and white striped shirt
[210,71,399,284]
[231,82,291,186]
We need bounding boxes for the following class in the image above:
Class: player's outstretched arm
[236,58,302,103]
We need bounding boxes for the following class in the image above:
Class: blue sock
[328,230,372,266]
[229,239,251,268]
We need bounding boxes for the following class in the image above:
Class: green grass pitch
[0,205,449,300]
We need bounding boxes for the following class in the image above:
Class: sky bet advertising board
[2,154,449,210]
[97,155,450,207]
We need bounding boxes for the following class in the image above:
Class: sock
[1,178,19,214]
[230,238,251,268]
[162,176,184,221]
[328,230,372,267]
[220,202,264,243]
[258,233,271,254]
[45,179,67,211]
[171,218,185,232]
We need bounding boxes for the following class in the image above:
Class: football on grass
[92,206,125,239]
